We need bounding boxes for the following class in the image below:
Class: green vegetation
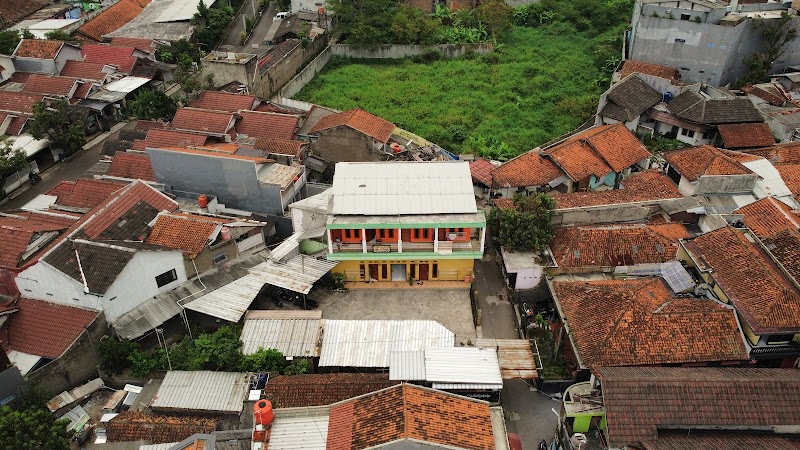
[126,89,178,120]
[43,30,73,41]
[29,99,88,158]
[99,325,308,377]
[0,29,33,55]
[742,12,799,85]
[0,140,29,198]
[488,193,555,252]
[642,134,689,153]
[192,0,240,49]
[0,406,72,450]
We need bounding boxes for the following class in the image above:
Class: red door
[418,264,429,281]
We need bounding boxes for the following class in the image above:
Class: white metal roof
[105,76,151,93]
[153,0,218,22]
[270,231,301,262]
[388,351,426,380]
[8,350,41,375]
[268,408,330,450]
[11,134,48,158]
[151,370,248,414]
[330,161,477,216]
[425,347,503,385]
[319,320,454,368]
[432,382,504,390]
[248,255,338,294]
[289,188,331,214]
[241,310,322,357]
[183,273,264,322]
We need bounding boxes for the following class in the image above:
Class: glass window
[212,253,228,264]
[155,269,178,287]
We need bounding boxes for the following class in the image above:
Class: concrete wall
[275,45,332,100]
[310,127,379,162]
[553,204,659,226]
[201,55,259,94]
[191,240,240,274]
[255,37,328,99]
[0,366,24,405]
[696,174,759,194]
[330,43,494,59]
[26,313,108,396]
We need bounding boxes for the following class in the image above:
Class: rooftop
[552,278,748,367]
[667,91,763,124]
[132,128,209,151]
[76,0,151,42]
[54,178,126,210]
[330,161,477,216]
[490,149,564,188]
[13,39,64,59]
[601,74,663,122]
[639,430,800,450]
[619,59,679,82]
[745,141,800,163]
[735,196,800,238]
[170,108,235,136]
[596,366,800,448]
[0,0,49,27]
[151,370,249,414]
[309,108,395,143]
[717,123,776,149]
[106,411,217,444]
[253,138,307,156]
[552,170,682,210]
[263,373,399,408]
[145,212,227,257]
[235,110,299,140]
[469,158,495,186]
[776,163,800,198]
[81,44,140,74]
[0,210,78,268]
[106,151,156,181]
[663,145,756,181]
[240,310,322,357]
[81,180,178,239]
[188,90,256,113]
[22,74,79,97]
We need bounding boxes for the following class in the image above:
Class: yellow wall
[334,259,475,283]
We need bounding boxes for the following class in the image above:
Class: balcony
[333,239,481,254]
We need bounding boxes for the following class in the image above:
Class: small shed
[151,371,249,415]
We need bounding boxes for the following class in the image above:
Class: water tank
[253,400,274,425]
[220,226,232,241]
[198,194,209,208]
[391,143,403,153]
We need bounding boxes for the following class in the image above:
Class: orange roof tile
[263,374,399,408]
[735,197,800,238]
[310,108,395,142]
[235,110,299,140]
[776,163,800,197]
[746,142,800,163]
[76,0,151,42]
[717,123,776,149]
[252,138,307,156]
[763,228,800,288]
[550,223,690,270]
[60,60,108,81]
[685,226,800,333]
[545,139,611,181]
[491,149,564,188]
[170,108,234,136]
[552,170,682,209]
[0,1,49,27]
[107,151,156,181]
[620,59,679,82]
[81,44,139,73]
[553,278,748,367]
[470,158,495,186]
[81,180,178,239]
[327,384,495,450]
[156,146,271,163]
[109,37,156,53]
[663,145,754,181]
[56,179,127,209]
[23,74,79,97]
[189,90,256,112]
[561,124,651,173]
[106,411,217,444]
[132,129,208,151]
[0,211,78,268]
[0,90,43,114]
[145,213,223,257]
[46,181,77,197]
[493,198,514,210]
[13,39,63,59]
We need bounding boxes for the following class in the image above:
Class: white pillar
[398,229,402,253]
[434,228,439,253]
[480,227,486,253]
[327,229,333,254]
[361,229,367,253]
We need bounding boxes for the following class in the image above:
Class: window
[381,264,388,279]
[213,253,228,264]
[680,128,695,138]
[681,13,690,20]
[155,269,178,288]
[432,263,438,279]
[377,229,396,240]
[675,38,686,44]
[767,334,796,344]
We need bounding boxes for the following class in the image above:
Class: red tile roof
[46,181,77,197]
[553,278,747,368]
[82,44,138,74]
[491,149,564,188]
[76,0,151,42]
[59,60,108,81]
[746,141,800,163]
[493,198,514,210]
[252,138,307,156]
[0,211,78,268]
[189,91,256,113]
[552,170,682,209]
[560,123,651,173]
[763,228,800,288]
[109,37,156,53]
[23,74,79,97]
[640,430,800,450]
[13,39,63,59]
[596,366,800,448]
[470,158,495,186]
[170,108,235,136]
[106,411,217,444]
[55,179,127,210]
[9,72,33,83]
[310,108,395,142]
[107,151,156,181]
[327,384,495,450]
[735,197,800,238]
[132,129,208,151]
[235,110,299,140]
[0,1,49,27]
[81,180,178,239]
[145,213,224,257]
[685,226,800,333]
[0,91,43,113]
[0,298,99,358]
[545,139,611,181]
[620,59,679,82]
[776,163,800,197]
[717,123,776,149]
[663,145,755,181]
[550,223,690,270]
[155,146,271,163]
[264,374,399,408]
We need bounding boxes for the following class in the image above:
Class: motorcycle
[29,172,41,185]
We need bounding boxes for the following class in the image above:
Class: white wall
[677,176,698,196]
[0,55,15,82]
[291,0,325,13]
[17,262,104,312]
[55,46,82,75]
[290,206,328,235]
[515,266,544,290]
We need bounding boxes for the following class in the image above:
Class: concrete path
[219,0,276,55]
[501,379,561,448]
[473,229,519,340]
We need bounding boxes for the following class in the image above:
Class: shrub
[99,338,138,374]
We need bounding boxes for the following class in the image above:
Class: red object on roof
[76,0,151,43]
[23,74,79,97]
[55,179,127,209]
[13,39,64,59]
[0,298,99,359]
[82,180,178,239]
[469,158,495,186]
[170,108,235,136]
[82,44,139,74]
[132,129,209,151]
[235,110,299,140]
[189,91,256,113]
[60,60,108,81]
[107,151,156,181]
[310,108,395,143]
[717,123,776,149]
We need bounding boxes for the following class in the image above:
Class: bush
[283,359,309,375]
[99,338,138,374]
[241,348,287,372]
[411,49,442,63]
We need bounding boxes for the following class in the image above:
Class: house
[151,370,249,415]
[679,226,800,367]
[235,110,300,141]
[74,0,151,43]
[490,149,565,196]
[759,104,800,143]
[262,373,400,408]
[131,128,209,151]
[549,278,748,372]
[188,90,257,112]
[169,108,236,139]
[325,161,485,284]
[59,60,114,82]
[735,196,800,239]
[308,108,396,163]
[12,39,82,75]
[558,367,800,450]
[104,0,207,42]
[0,0,50,29]
[106,151,155,181]
[253,138,308,165]
[469,158,495,194]
[596,73,663,130]
[49,178,127,213]
[716,122,776,150]
[22,74,88,101]
[147,144,306,215]
[81,44,148,75]
[106,411,218,444]
[662,145,760,196]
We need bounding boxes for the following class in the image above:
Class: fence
[330,43,494,59]
[274,46,332,100]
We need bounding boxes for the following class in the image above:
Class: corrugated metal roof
[247,255,338,295]
[268,408,330,450]
[289,188,331,214]
[319,320,454,368]
[475,339,538,380]
[153,0,218,22]
[330,162,477,216]
[270,231,302,262]
[112,293,184,340]
[105,76,151,93]
[327,212,485,227]
[241,310,322,357]
[431,382,504,390]
[388,351,426,380]
[151,371,248,414]
[183,273,264,322]
[425,347,503,385]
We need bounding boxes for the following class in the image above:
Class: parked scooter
[29,172,41,185]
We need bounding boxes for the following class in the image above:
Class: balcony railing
[331,239,481,254]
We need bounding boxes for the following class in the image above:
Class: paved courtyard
[316,288,477,344]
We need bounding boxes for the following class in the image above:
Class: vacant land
[296,26,605,158]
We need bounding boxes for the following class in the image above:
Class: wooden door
[369,264,379,281]
[418,263,429,281]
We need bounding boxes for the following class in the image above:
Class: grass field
[295,26,606,158]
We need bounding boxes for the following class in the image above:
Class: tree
[476,0,513,36]
[98,338,138,374]
[0,140,28,197]
[126,89,177,120]
[43,29,73,41]
[28,100,87,158]
[391,6,441,45]
[0,29,32,55]
[0,406,73,450]
[328,0,397,47]
[192,0,235,49]
[742,12,798,84]
[241,348,288,372]
[489,193,555,252]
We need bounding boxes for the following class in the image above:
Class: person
[539,440,548,450]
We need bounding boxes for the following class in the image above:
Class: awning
[183,273,266,322]
[78,99,112,111]
[475,339,538,380]
[11,134,48,158]
[248,255,337,295]
[112,294,183,340]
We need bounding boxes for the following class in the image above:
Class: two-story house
[325,161,485,285]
